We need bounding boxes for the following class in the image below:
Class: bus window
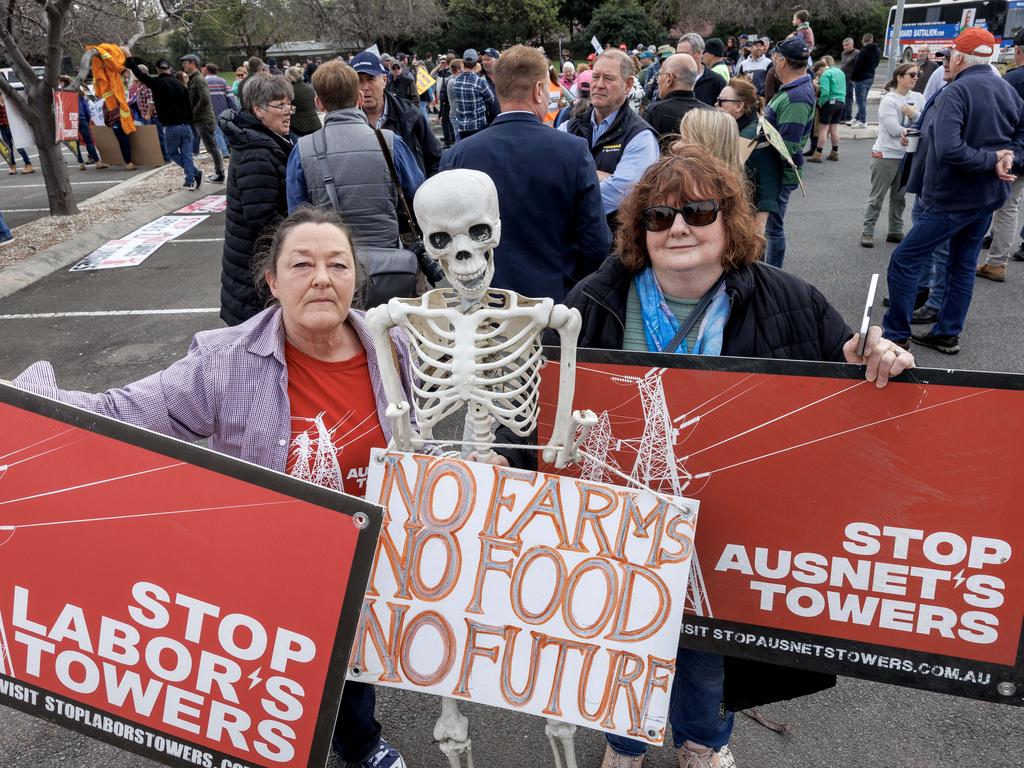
[1008,1,1024,38]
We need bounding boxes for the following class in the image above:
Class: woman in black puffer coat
[218,73,296,326]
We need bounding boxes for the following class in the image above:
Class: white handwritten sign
[356,449,699,743]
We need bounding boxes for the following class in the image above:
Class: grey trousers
[194,120,224,176]
[862,156,906,237]
[982,175,1024,267]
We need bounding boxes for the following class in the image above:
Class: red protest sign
[53,90,79,143]
[539,351,1024,704]
[0,384,382,767]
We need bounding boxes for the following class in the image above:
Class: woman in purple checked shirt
[9,207,417,768]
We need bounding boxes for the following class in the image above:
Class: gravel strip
[0,157,220,271]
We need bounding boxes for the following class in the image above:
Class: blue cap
[776,37,809,61]
[463,48,479,62]
[482,48,500,59]
[350,51,388,77]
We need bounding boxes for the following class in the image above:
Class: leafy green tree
[443,0,559,50]
[585,0,666,49]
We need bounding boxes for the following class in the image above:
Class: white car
[0,66,46,93]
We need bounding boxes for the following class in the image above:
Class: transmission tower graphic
[578,410,619,483]
[609,368,712,617]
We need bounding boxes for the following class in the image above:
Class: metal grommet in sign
[353,512,369,530]
[375,453,386,463]
[350,666,362,677]
[646,728,658,740]
[997,682,1016,696]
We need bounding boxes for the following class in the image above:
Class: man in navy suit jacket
[440,45,611,302]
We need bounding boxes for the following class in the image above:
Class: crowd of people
[6,12,1024,768]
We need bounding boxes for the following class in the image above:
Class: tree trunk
[26,80,78,216]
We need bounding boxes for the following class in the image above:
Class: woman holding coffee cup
[861,62,926,248]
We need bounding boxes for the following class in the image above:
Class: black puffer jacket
[562,255,852,711]
[219,111,294,326]
[381,91,442,176]
[564,256,852,361]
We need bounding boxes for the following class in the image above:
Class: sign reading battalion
[359,448,699,743]
[537,351,1024,705]
[0,384,382,768]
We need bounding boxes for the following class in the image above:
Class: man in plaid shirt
[450,48,496,140]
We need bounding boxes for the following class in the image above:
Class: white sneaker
[601,744,645,767]
[719,745,737,768]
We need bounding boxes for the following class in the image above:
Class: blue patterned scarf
[635,267,730,355]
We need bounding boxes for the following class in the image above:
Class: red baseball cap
[952,27,995,56]
[587,52,596,61]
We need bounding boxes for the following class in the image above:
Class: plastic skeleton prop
[366,169,595,768]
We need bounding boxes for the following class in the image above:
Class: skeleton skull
[414,169,501,303]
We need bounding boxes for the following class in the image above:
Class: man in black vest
[559,49,659,225]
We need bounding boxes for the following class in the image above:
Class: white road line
[0,308,220,320]
[168,237,224,243]
[3,208,50,212]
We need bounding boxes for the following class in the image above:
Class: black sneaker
[1012,243,1024,261]
[209,173,226,183]
[982,234,993,250]
[910,306,938,324]
[911,330,959,354]
[193,169,203,190]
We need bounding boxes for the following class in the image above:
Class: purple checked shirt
[13,307,417,474]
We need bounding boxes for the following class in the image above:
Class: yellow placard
[415,67,436,96]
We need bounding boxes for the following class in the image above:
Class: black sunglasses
[641,201,720,231]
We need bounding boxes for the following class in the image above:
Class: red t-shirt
[284,342,386,497]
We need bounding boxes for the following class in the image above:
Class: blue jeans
[853,78,872,124]
[331,681,381,762]
[75,119,100,163]
[141,116,168,161]
[164,124,198,184]
[0,210,12,240]
[214,124,229,157]
[883,202,998,340]
[606,647,734,756]
[765,184,796,268]
[907,197,951,312]
[843,80,854,122]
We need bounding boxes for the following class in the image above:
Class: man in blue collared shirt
[559,49,659,224]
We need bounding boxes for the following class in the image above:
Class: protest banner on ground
[175,195,228,214]
[538,350,1024,705]
[359,448,699,743]
[70,215,207,271]
[0,383,382,768]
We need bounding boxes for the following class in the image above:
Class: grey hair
[843,37,854,45]
[285,65,304,83]
[597,49,634,80]
[242,73,295,113]
[956,51,992,68]
[677,33,705,55]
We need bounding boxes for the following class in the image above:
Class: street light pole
[888,0,907,76]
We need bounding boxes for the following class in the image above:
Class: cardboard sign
[6,98,34,151]
[54,91,79,142]
[70,216,208,271]
[91,124,164,168]
[538,350,1024,705]
[414,67,435,97]
[0,383,382,768]
[358,449,699,743]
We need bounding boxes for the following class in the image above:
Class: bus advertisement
[885,0,1024,61]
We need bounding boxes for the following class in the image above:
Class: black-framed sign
[0,383,383,767]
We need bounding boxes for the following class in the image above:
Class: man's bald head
[659,53,698,97]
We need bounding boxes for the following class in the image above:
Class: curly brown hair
[614,145,765,273]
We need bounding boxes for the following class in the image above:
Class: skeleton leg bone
[545,718,579,768]
[435,696,474,768]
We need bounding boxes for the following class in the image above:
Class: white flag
[591,36,603,54]
[364,43,381,56]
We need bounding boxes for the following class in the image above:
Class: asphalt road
[1,136,1023,768]
[0,144,146,228]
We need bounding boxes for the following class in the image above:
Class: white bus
[885,0,1024,61]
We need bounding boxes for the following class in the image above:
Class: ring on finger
[887,346,902,357]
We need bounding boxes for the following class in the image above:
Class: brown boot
[678,741,719,768]
[20,163,34,174]
[808,149,823,163]
[976,263,1006,282]
[601,744,644,767]
[828,149,839,161]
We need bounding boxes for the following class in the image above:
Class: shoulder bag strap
[373,127,422,240]
[313,128,342,213]
[663,274,727,354]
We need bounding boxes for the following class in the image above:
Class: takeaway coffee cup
[906,128,921,153]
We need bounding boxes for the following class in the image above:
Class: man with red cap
[883,26,1024,355]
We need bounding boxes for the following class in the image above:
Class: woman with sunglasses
[566,146,914,768]
[715,78,783,234]
[219,73,297,325]
[861,62,924,248]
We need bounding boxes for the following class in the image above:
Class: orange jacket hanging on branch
[87,44,135,134]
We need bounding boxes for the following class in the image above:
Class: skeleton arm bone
[364,302,419,452]
[544,305,591,468]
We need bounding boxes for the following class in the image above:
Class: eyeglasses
[716,97,743,105]
[905,71,920,78]
[641,201,720,231]
[265,102,296,114]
